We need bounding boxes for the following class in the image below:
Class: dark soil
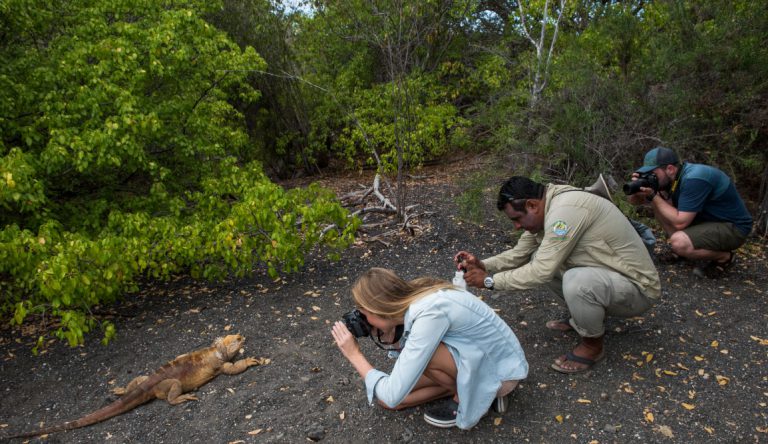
[1,163,767,443]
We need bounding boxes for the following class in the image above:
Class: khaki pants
[547,267,653,338]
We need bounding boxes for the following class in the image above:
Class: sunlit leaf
[645,411,654,423]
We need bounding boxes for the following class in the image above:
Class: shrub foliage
[0,0,358,349]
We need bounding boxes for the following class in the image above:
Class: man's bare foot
[545,319,574,332]
[551,338,604,374]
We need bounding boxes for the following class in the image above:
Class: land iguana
[7,334,264,439]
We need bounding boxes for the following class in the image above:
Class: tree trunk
[516,0,565,106]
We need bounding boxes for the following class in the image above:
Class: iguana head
[214,334,245,361]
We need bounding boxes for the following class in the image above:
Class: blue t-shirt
[671,163,753,235]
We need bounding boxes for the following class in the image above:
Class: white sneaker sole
[423,415,457,428]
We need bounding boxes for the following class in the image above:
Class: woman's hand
[332,321,375,380]
[332,321,362,360]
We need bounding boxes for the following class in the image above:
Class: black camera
[623,172,659,195]
[342,309,372,338]
[456,254,467,271]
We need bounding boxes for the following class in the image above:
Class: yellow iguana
[7,334,264,439]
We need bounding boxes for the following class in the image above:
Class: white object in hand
[452,270,467,289]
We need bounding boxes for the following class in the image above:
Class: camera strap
[371,324,405,351]
[670,163,685,194]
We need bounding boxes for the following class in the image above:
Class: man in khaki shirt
[457,176,660,373]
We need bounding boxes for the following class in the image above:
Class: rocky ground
[1,162,767,443]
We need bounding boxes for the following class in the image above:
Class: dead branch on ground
[340,173,431,243]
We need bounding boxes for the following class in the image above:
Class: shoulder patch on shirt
[550,220,570,238]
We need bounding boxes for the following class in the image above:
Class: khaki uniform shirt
[484,184,661,299]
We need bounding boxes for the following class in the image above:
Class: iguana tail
[7,385,155,439]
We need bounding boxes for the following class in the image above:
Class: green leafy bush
[332,73,470,171]
[0,0,358,349]
[456,172,492,225]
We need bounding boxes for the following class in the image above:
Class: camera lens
[623,179,649,195]
[341,309,371,338]
[624,172,658,195]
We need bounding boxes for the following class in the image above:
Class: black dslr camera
[342,309,372,338]
[623,172,659,195]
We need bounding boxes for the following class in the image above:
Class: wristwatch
[483,276,495,290]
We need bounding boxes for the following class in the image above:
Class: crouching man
[457,176,661,373]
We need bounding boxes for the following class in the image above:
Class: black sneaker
[424,398,458,428]
[491,394,509,413]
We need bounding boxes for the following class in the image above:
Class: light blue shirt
[364,288,528,429]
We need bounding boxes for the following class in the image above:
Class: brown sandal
[702,252,736,279]
[656,251,686,264]
[551,351,605,374]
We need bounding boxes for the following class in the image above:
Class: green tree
[637,0,767,212]
[207,0,322,178]
[483,0,767,213]
[298,0,472,220]
[0,0,358,349]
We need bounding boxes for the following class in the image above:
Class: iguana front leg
[220,357,262,375]
[112,375,149,396]
[154,379,198,405]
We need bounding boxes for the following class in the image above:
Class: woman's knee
[423,343,457,387]
[376,399,399,410]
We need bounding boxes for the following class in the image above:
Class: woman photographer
[331,267,528,429]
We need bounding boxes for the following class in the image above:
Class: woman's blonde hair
[351,268,454,319]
